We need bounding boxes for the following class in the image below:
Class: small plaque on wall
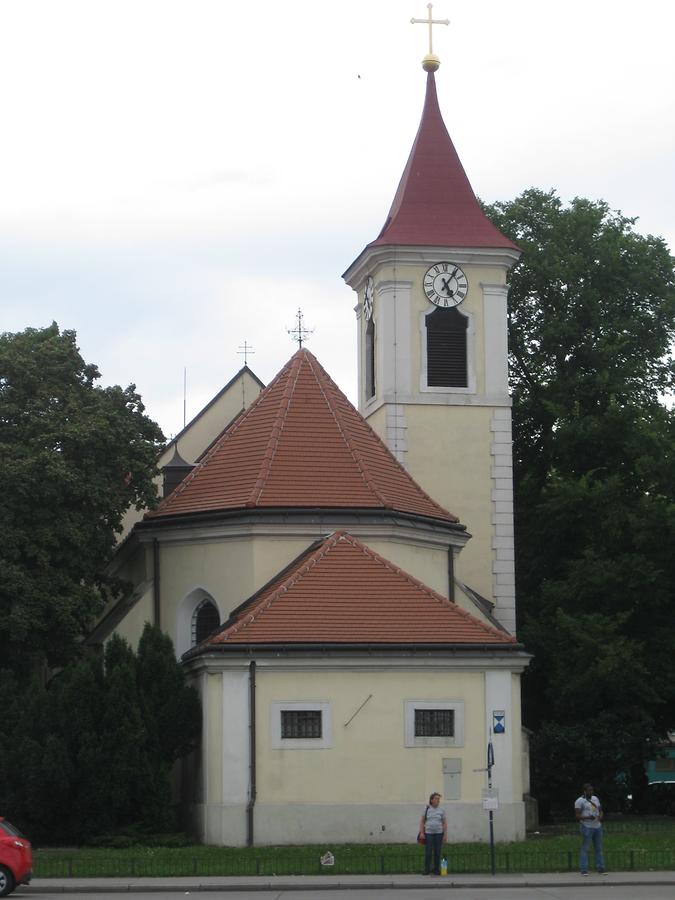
[493,710,506,734]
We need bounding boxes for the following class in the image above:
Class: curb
[24,872,675,893]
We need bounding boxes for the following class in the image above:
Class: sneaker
[581,871,588,876]
[598,869,608,875]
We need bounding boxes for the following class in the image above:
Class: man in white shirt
[574,782,606,875]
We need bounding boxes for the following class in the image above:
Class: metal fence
[33,847,675,878]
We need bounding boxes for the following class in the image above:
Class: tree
[484,189,675,814]
[0,628,201,843]
[0,324,164,674]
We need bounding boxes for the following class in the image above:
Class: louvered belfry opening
[426,306,468,388]
[365,318,376,399]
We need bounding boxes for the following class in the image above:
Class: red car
[0,819,32,898]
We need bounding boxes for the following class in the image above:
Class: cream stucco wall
[256,667,486,804]
[402,404,495,601]
[186,655,528,846]
[363,539,449,599]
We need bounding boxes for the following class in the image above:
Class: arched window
[191,598,220,646]
[365,318,376,399]
[426,307,468,387]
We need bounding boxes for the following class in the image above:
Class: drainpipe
[153,538,161,627]
[448,547,455,602]
[246,660,257,846]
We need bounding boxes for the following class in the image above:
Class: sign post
[486,732,496,875]
[474,731,499,875]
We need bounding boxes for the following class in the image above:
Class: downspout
[448,547,455,602]
[153,538,161,627]
[247,660,257,846]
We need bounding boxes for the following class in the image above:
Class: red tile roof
[367,72,518,252]
[204,531,515,646]
[147,349,458,524]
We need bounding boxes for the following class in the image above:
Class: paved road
[20,888,675,900]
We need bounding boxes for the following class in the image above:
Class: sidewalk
[24,870,675,892]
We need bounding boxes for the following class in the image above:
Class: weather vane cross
[237,340,255,366]
[411,2,449,55]
[287,308,314,349]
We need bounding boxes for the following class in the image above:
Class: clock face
[423,262,468,308]
[363,276,374,320]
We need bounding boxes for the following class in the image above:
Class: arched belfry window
[191,598,220,646]
[426,307,468,388]
[365,318,376,400]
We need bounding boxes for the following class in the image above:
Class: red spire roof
[202,531,514,647]
[368,72,517,251]
[147,349,458,524]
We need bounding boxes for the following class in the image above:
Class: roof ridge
[246,352,303,507]
[225,530,344,638]
[303,353,392,509]
[153,356,294,514]
[305,352,456,521]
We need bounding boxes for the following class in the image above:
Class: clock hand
[441,277,455,296]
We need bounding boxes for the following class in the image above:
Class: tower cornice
[343,244,521,290]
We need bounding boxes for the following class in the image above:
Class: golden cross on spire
[411,3,449,56]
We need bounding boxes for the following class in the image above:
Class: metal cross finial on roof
[287,308,314,349]
[411,3,449,55]
[237,340,255,366]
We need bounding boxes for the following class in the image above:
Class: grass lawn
[33,823,675,877]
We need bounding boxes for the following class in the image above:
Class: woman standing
[419,792,447,875]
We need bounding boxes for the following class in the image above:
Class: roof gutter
[135,505,467,534]
[183,641,528,662]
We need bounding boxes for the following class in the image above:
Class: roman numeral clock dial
[423,262,468,307]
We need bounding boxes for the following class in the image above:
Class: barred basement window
[281,710,323,739]
[415,708,455,738]
[365,318,376,399]
[426,307,468,387]
[191,599,220,645]
[405,700,464,747]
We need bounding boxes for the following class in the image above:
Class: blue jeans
[579,824,604,872]
[424,832,443,874]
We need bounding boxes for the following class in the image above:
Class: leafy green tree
[0,324,164,674]
[0,629,200,842]
[136,624,202,831]
[484,189,675,815]
[99,636,155,829]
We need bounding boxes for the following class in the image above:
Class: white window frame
[271,701,332,750]
[405,700,465,748]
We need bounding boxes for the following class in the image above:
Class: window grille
[191,599,220,646]
[414,708,455,737]
[281,709,323,739]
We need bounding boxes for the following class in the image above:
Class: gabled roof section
[368,72,518,252]
[166,364,265,451]
[195,531,516,648]
[147,349,457,524]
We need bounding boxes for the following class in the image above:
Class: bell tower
[343,41,520,633]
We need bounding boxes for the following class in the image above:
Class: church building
[95,23,531,846]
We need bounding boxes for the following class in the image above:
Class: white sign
[482,787,499,811]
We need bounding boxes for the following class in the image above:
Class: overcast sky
[1,0,673,440]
